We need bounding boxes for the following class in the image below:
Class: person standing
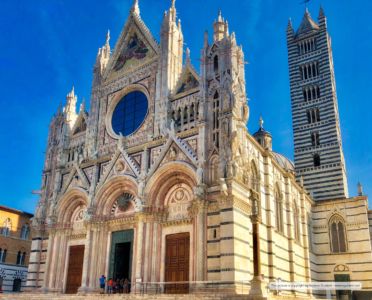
[99,275,106,294]
[107,278,113,294]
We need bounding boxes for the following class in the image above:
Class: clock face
[111,90,148,136]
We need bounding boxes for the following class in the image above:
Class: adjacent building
[25,1,372,299]
[0,205,33,293]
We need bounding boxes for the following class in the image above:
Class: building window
[313,153,321,167]
[0,248,7,263]
[20,225,30,240]
[329,215,347,253]
[307,213,313,252]
[1,219,11,236]
[303,85,320,101]
[299,62,319,80]
[275,186,284,233]
[12,278,21,292]
[293,203,300,242]
[298,38,317,55]
[111,90,148,136]
[307,108,320,123]
[311,132,320,146]
[251,161,260,192]
[212,91,220,148]
[214,55,219,73]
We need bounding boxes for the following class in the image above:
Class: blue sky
[0,0,371,213]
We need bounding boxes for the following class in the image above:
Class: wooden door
[65,245,85,294]
[165,232,190,294]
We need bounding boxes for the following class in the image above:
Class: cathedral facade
[26,1,372,299]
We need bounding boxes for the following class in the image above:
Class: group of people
[99,275,130,294]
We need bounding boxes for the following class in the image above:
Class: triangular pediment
[61,163,90,194]
[97,147,140,188]
[148,132,198,178]
[71,111,88,136]
[173,65,200,98]
[104,12,159,82]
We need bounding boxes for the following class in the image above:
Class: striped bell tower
[287,8,348,201]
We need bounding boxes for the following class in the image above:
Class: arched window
[20,224,30,240]
[313,154,321,167]
[329,215,347,253]
[311,132,320,146]
[274,186,284,233]
[293,203,300,242]
[251,161,259,192]
[16,251,21,265]
[212,91,220,148]
[210,156,219,184]
[213,55,219,73]
[1,219,11,236]
[0,248,7,263]
[307,213,313,252]
[12,278,21,292]
[21,252,26,265]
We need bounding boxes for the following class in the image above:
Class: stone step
[0,293,250,300]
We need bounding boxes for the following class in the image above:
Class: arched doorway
[12,278,21,292]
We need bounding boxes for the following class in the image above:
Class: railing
[132,280,251,295]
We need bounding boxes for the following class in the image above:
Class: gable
[72,113,87,135]
[104,13,159,82]
[175,68,199,96]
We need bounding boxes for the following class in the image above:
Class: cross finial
[259,116,264,128]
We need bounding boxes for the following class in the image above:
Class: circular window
[111,91,148,136]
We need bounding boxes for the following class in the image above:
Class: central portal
[165,232,190,294]
[113,242,131,282]
[109,230,134,291]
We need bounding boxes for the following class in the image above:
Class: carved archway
[56,188,89,224]
[145,162,196,208]
[95,175,138,217]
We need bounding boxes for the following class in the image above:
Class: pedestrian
[107,278,113,294]
[119,278,124,293]
[124,278,129,293]
[99,275,106,294]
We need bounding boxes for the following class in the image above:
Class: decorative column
[134,216,144,292]
[196,200,207,281]
[41,230,55,292]
[78,224,93,293]
[249,193,267,299]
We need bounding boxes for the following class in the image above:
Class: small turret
[253,116,272,151]
[64,86,78,130]
[318,6,327,28]
[213,10,229,42]
[130,0,140,15]
[93,30,111,85]
[357,182,363,196]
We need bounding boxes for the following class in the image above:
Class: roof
[253,126,272,138]
[0,205,33,218]
[271,152,295,172]
[296,9,319,36]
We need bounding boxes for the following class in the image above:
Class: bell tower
[287,8,348,200]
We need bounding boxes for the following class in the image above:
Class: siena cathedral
[26,1,372,299]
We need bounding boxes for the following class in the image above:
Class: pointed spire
[185,47,191,65]
[287,18,293,31]
[106,29,110,45]
[318,5,325,18]
[357,182,363,196]
[79,98,86,113]
[203,30,209,48]
[131,0,140,15]
[171,0,175,9]
[218,9,223,22]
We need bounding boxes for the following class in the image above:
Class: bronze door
[65,245,85,294]
[165,232,190,294]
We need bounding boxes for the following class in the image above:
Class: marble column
[79,224,97,293]
[41,231,55,292]
[134,219,144,292]
[196,204,206,281]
